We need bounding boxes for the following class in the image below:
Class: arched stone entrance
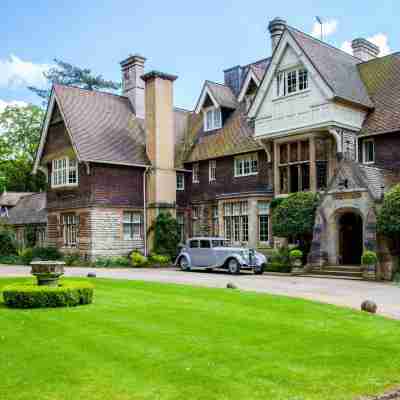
[338,212,363,265]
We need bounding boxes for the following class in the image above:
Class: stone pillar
[309,136,317,192]
[307,209,327,270]
[248,198,258,248]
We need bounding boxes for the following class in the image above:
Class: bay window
[223,201,248,243]
[52,158,78,187]
[123,212,143,240]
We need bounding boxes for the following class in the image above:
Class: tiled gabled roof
[5,192,47,225]
[288,27,374,109]
[185,102,261,162]
[0,192,34,207]
[204,81,238,109]
[358,53,400,135]
[54,85,150,166]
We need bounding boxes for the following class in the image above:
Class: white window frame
[276,67,308,98]
[223,201,248,243]
[258,201,270,244]
[123,211,143,241]
[209,160,216,182]
[51,157,78,188]
[363,139,375,164]
[234,153,258,177]
[192,163,199,183]
[61,214,78,247]
[203,107,222,132]
[177,173,185,191]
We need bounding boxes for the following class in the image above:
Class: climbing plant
[152,212,180,260]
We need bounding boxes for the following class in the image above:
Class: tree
[152,212,181,260]
[28,59,121,103]
[272,192,319,255]
[0,104,46,192]
[377,185,400,237]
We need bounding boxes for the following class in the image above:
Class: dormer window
[204,107,222,131]
[276,68,308,97]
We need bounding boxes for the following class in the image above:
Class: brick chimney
[268,17,287,54]
[351,38,379,61]
[142,70,178,206]
[120,54,146,119]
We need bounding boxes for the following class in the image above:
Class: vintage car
[175,237,267,274]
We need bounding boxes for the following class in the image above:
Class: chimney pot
[268,17,287,54]
[120,54,147,118]
[351,38,379,61]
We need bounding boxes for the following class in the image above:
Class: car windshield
[212,240,225,247]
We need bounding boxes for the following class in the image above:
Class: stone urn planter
[290,249,304,276]
[30,261,66,287]
[361,251,378,281]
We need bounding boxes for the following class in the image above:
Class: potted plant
[361,250,378,280]
[289,249,303,275]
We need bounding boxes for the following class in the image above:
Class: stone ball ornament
[361,300,378,314]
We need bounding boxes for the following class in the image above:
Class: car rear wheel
[178,256,190,271]
[228,258,240,275]
[254,264,265,275]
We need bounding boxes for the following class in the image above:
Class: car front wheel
[254,264,265,275]
[228,258,240,275]
[178,256,191,272]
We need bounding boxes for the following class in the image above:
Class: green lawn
[0,278,399,400]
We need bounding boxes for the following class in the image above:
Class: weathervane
[315,16,323,41]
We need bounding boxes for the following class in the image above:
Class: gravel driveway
[1,265,399,319]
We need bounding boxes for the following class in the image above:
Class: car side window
[212,240,224,247]
[200,240,211,248]
[190,240,199,248]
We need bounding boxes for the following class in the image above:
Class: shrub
[272,192,319,239]
[64,253,83,266]
[2,281,94,308]
[361,250,378,265]
[109,256,130,267]
[32,246,62,261]
[152,212,180,260]
[378,185,400,237]
[131,251,148,267]
[94,257,111,268]
[0,255,22,265]
[0,230,17,256]
[289,249,303,260]
[18,247,33,265]
[149,254,170,265]
[266,247,291,273]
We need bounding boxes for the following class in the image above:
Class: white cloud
[0,55,51,88]
[0,99,28,114]
[311,19,338,39]
[341,33,391,57]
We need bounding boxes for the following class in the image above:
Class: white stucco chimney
[120,54,146,119]
[268,17,287,54]
[351,38,379,62]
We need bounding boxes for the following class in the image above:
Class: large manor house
[3,17,400,279]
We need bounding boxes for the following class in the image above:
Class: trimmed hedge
[2,281,94,309]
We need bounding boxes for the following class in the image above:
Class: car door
[198,239,216,267]
[188,239,201,266]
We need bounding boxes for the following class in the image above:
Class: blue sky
[1,0,399,111]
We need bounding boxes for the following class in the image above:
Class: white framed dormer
[204,106,222,132]
[362,138,375,164]
[51,157,79,188]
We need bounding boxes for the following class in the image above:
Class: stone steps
[303,265,364,280]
